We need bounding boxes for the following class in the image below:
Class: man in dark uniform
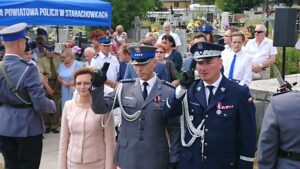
[258,90,300,169]
[90,46,181,169]
[164,42,257,169]
[0,23,56,169]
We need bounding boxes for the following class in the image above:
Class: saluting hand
[92,62,110,87]
[179,70,194,89]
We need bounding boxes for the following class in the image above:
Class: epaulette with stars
[162,80,175,89]
[120,78,136,83]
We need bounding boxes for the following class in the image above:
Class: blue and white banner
[0,0,112,26]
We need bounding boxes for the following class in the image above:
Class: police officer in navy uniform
[258,90,300,169]
[164,42,257,169]
[0,23,56,169]
[90,46,181,169]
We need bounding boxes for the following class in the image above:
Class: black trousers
[0,134,43,169]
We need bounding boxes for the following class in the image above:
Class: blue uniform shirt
[0,54,56,137]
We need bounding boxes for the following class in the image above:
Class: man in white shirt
[222,32,252,86]
[157,21,181,49]
[83,47,96,67]
[245,24,277,80]
[223,27,239,50]
[90,36,119,88]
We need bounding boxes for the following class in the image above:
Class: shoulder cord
[101,82,142,127]
[181,94,205,148]
[117,83,142,121]
[0,62,32,104]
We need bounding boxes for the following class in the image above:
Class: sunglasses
[254,31,264,34]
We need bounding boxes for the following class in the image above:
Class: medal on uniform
[197,87,201,91]
[154,95,161,108]
[216,102,222,115]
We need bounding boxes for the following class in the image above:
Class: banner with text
[0,0,112,26]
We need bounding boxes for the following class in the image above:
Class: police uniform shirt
[175,73,222,104]
[90,51,119,82]
[202,74,222,105]
[222,48,252,86]
[138,74,157,96]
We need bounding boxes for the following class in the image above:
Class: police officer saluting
[90,46,181,169]
[164,42,257,169]
[0,23,56,169]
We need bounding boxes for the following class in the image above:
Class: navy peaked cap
[98,36,112,45]
[199,24,214,34]
[190,42,225,61]
[128,46,156,65]
[0,23,28,42]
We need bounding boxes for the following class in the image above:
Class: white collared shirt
[157,31,182,47]
[139,75,157,95]
[203,74,222,105]
[244,37,277,64]
[222,49,252,86]
[175,74,223,101]
[90,51,120,82]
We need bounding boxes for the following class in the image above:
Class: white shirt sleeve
[175,85,187,99]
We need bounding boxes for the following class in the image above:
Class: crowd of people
[0,20,299,169]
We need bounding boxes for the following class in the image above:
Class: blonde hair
[61,48,74,59]
[115,25,124,33]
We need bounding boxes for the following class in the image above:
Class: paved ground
[0,132,60,169]
[0,132,259,169]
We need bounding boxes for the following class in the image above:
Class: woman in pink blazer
[58,67,115,169]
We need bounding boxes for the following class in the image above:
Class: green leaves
[215,0,263,13]
[106,0,156,30]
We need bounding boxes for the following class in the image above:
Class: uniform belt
[0,102,33,109]
[279,150,300,161]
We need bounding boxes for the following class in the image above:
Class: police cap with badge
[199,24,214,34]
[44,39,55,52]
[0,23,29,42]
[98,36,112,46]
[127,46,156,65]
[190,42,224,62]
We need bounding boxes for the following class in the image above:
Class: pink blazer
[58,100,116,169]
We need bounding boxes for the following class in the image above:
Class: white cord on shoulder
[180,93,205,147]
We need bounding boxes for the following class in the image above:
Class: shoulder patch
[162,80,175,88]
[120,78,136,83]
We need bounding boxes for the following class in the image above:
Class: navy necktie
[229,54,237,79]
[207,85,214,105]
[142,82,148,100]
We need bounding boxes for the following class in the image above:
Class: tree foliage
[215,0,263,13]
[106,0,156,31]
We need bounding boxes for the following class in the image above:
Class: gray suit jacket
[91,78,181,169]
[258,91,300,169]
